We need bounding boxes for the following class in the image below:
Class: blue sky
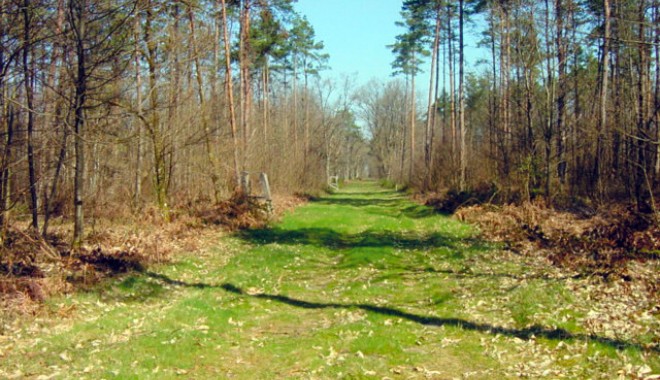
[294,0,402,86]
[293,0,488,90]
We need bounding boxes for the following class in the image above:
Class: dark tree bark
[594,0,610,197]
[68,0,87,247]
[634,0,651,209]
[22,0,39,231]
[458,0,466,191]
[555,0,567,187]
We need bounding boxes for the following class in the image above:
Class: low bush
[457,202,660,278]
[193,191,270,230]
[425,182,498,213]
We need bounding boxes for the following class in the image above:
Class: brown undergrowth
[191,192,270,230]
[448,199,659,280]
[0,193,307,314]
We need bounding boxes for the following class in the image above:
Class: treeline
[0,0,367,245]
[373,0,659,210]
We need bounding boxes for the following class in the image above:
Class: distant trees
[390,1,430,180]
[356,79,409,180]
[387,0,660,210]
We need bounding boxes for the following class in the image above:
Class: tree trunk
[133,5,142,208]
[165,3,179,206]
[424,4,441,186]
[239,0,252,172]
[555,0,567,187]
[635,0,651,209]
[400,77,408,182]
[220,0,241,188]
[0,102,14,244]
[409,64,416,180]
[262,56,270,167]
[70,0,87,248]
[458,0,466,191]
[42,127,68,237]
[293,54,299,161]
[501,4,511,168]
[570,5,581,188]
[594,0,610,196]
[187,6,221,203]
[488,6,498,171]
[42,0,67,237]
[447,3,456,169]
[543,0,555,197]
[304,68,310,163]
[22,0,38,231]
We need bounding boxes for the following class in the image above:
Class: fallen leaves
[58,351,71,362]
[333,309,367,325]
[228,317,244,327]
[440,337,461,348]
[1,185,659,379]
[457,201,660,281]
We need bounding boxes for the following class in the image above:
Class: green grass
[1,181,657,379]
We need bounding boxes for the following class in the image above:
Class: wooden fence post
[328,175,339,191]
[259,172,272,201]
[240,171,251,194]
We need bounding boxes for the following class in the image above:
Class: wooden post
[259,172,273,215]
[328,175,339,191]
[240,171,250,194]
[259,172,271,201]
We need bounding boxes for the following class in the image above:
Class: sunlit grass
[1,180,657,379]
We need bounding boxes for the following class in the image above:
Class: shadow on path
[312,196,444,219]
[314,197,402,208]
[239,227,485,250]
[141,271,657,354]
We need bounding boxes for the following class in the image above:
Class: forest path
[2,181,657,379]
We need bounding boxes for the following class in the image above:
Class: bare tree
[66,0,134,246]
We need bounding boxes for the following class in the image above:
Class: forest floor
[0,181,658,379]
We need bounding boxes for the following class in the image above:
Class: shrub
[425,182,498,213]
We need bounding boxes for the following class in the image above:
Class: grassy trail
[2,181,657,379]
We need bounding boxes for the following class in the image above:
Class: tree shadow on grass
[328,190,398,197]
[313,194,448,219]
[138,271,658,354]
[400,204,448,218]
[239,227,477,250]
[314,197,403,208]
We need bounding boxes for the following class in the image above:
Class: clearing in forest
[1,181,657,379]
